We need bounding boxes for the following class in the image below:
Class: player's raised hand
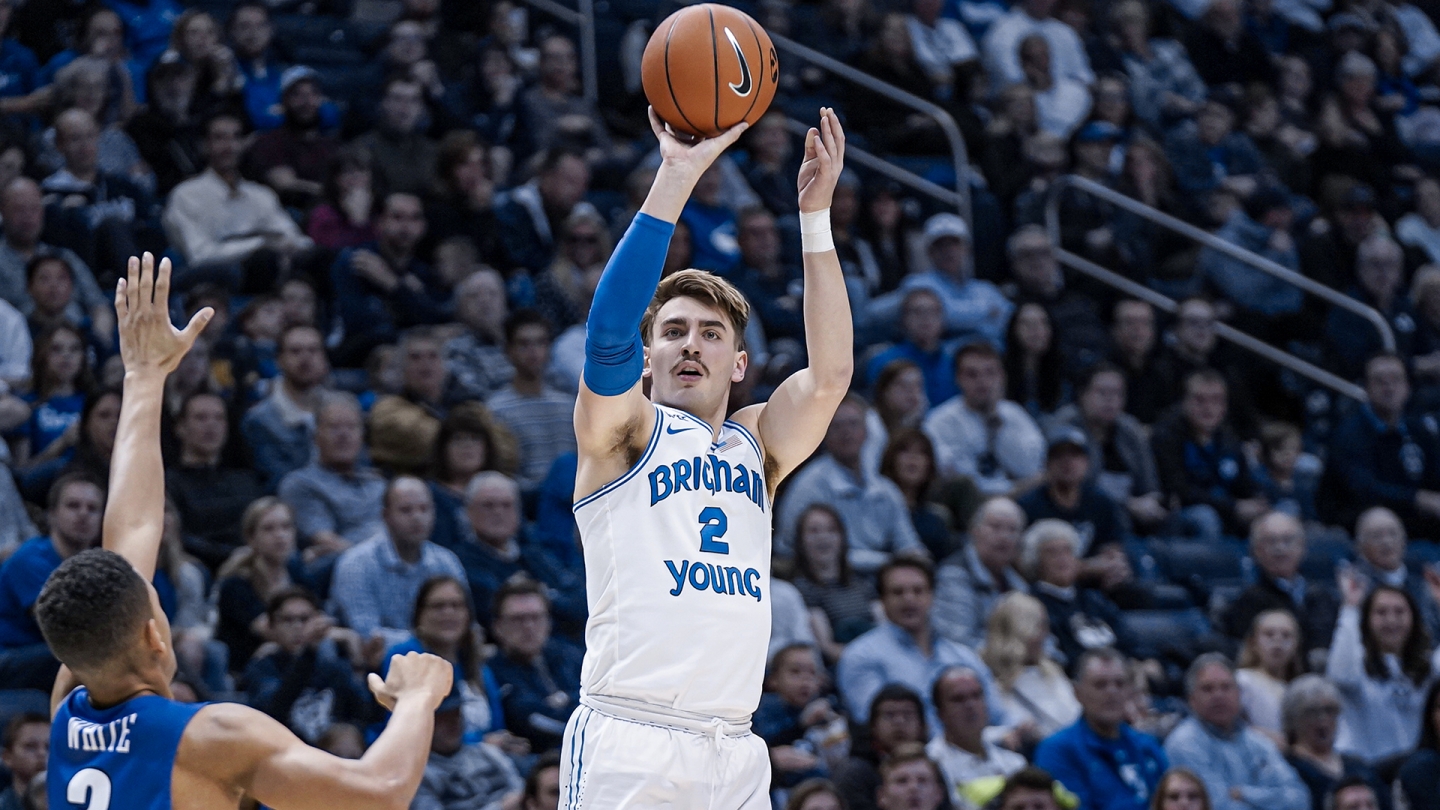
[367,651,454,712]
[115,252,213,375]
[797,107,846,214]
[648,106,748,183]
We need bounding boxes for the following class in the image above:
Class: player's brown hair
[639,269,750,352]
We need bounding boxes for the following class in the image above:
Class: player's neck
[83,672,170,710]
[653,396,728,435]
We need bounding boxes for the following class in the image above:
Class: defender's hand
[648,106,748,185]
[367,651,454,712]
[798,107,846,214]
[115,252,212,376]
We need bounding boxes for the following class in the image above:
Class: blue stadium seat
[1300,534,1354,582]
[1152,540,1248,602]
[1122,608,1213,661]
[0,689,50,736]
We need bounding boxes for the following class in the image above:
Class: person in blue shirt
[0,0,37,103]
[17,323,91,461]
[730,206,805,342]
[1035,649,1168,810]
[678,162,741,274]
[486,578,582,751]
[102,0,181,69]
[0,473,102,690]
[754,643,842,788]
[866,287,960,407]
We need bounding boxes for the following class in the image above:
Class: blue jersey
[50,688,205,810]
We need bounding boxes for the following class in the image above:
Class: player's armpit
[735,365,850,486]
[177,704,419,810]
[573,380,657,498]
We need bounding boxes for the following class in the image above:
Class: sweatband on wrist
[583,213,676,396]
[801,208,834,253]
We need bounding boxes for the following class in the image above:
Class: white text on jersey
[67,714,138,753]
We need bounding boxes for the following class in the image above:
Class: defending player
[37,253,453,810]
[560,108,852,808]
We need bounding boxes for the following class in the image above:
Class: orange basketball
[641,4,779,139]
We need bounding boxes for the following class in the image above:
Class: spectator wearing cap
[981,0,1094,92]
[126,53,202,197]
[1035,649,1168,810]
[866,288,959,408]
[244,66,337,210]
[1164,654,1310,810]
[1151,368,1266,540]
[1221,512,1339,663]
[163,112,313,287]
[1351,506,1440,641]
[1164,94,1267,205]
[1197,188,1304,320]
[1327,235,1417,380]
[867,213,1013,349]
[495,147,592,274]
[1017,426,1127,555]
[775,394,923,570]
[1323,353,1440,540]
[927,666,1026,807]
[1006,226,1111,372]
[924,341,1046,496]
[0,177,112,342]
[352,76,437,198]
[413,685,525,810]
[934,496,1029,648]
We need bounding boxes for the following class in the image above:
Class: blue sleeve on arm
[583,213,676,396]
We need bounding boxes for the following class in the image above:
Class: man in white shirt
[982,0,1094,91]
[924,341,1045,495]
[927,666,1026,808]
[162,113,313,284]
[907,0,979,91]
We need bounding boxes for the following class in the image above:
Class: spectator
[382,576,520,750]
[792,503,879,663]
[1007,226,1111,374]
[1003,302,1064,418]
[1323,353,1440,540]
[1018,34,1092,138]
[1016,427,1128,568]
[1234,608,1303,741]
[982,591,1080,741]
[38,57,147,185]
[833,686,929,810]
[786,780,849,810]
[303,146,375,251]
[330,476,467,648]
[1282,676,1389,810]
[425,132,509,269]
[245,66,335,209]
[444,268,514,402]
[243,587,369,743]
[934,497,1030,647]
[874,742,946,810]
[1151,770,1210,810]
[982,0,1094,89]
[1164,97,1266,203]
[522,753,561,810]
[868,215,1012,350]
[849,15,950,155]
[924,342,1046,495]
[227,2,285,131]
[0,177,112,342]
[425,406,502,550]
[907,0,978,92]
[214,496,297,672]
[1164,654,1310,810]
[412,688,525,810]
[1324,779,1386,810]
[1034,648,1169,810]
[165,391,263,569]
[1399,681,1440,810]
[0,473,101,689]
[278,393,386,559]
[486,578,582,751]
[1107,0,1205,129]
[126,53,201,197]
[453,471,583,632]
[352,76,436,198]
[838,557,1001,727]
[1151,369,1267,540]
[1299,185,1385,295]
[867,291,958,409]
[496,147,590,274]
[15,323,90,464]
[1182,0,1275,86]
[486,310,575,491]
[1328,574,1438,765]
[755,643,843,788]
[927,666,1026,807]
[1198,189,1303,320]
[518,34,613,160]
[1352,506,1440,641]
[1108,300,1164,424]
[732,206,804,343]
[241,325,331,492]
[331,193,447,364]
[1328,236,1416,379]
[0,713,46,810]
[532,209,610,334]
[1221,512,1339,664]
[1254,422,1319,523]
[1023,520,1134,669]
[880,429,961,561]
[776,394,923,570]
[162,112,313,288]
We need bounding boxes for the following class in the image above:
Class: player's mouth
[674,361,706,381]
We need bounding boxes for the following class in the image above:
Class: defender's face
[645,297,746,414]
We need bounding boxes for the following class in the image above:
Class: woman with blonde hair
[982,591,1081,743]
[213,496,297,671]
[1236,609,1304,744]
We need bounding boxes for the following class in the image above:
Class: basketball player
[37,253,454,810]
[559,107,852,808]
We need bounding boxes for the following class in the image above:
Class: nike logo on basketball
[724,27,752,97]
[666,425,698,434]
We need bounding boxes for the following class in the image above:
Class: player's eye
[705,331,719,340]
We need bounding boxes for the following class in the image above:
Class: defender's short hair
[35,549,154,672]
[639,269,749,352]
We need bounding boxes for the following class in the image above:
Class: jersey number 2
[68,768,111,810]
[698,507,729,554]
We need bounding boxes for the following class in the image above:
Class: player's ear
[143,618,168,657]
[732,349,747,384]
[642,345,652,379]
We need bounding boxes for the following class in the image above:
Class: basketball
[641,3,779,139]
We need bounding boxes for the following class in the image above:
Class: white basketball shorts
[558,696,772,810]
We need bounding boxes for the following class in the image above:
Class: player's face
[644,297,746,417]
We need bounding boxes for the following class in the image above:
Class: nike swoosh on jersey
[665,424,699,434]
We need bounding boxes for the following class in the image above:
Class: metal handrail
[781,117,965,209]
[769,32,972,226]
[516,0,598,103]
[1045,174,1395,353]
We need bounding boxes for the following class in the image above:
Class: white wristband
[800,208,834,253]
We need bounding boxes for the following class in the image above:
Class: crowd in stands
[1,0,1440,806]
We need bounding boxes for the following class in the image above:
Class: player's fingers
[366,673,396,709]
[114,278,128,320]
[821,110,839,159]
[154,255,172,308]
[804,127,819,158]
[711,120,749,150]
[125,254,139,312]
[178,306,214,345]
[140,251,155,304]
[647,107,667,141]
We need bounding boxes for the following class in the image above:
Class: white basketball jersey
[573,403,772,719]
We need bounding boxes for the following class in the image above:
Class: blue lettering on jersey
[664,560,763,601]
[649,455,765,510]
